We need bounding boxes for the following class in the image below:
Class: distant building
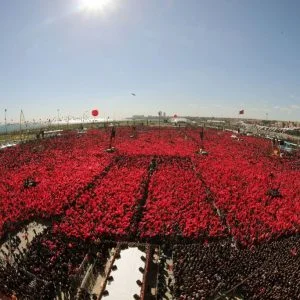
[170,117,195,125]
[132,115,145,120]
[207,120,225,124]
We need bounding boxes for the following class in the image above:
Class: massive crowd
[0,130,114,238]
[0,228,112,299]
[2,127,298,245]
[189,129,300,245]
[56,155,151,240]
[139,156,225,239]
[0,127,299,299]
[173,236,300,299]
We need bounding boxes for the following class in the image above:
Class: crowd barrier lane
[155,247,160,300]
[78,264,97,295]
[97,245,121,300]
[140,244,151,300]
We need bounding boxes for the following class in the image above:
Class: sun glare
[79,0,114,13]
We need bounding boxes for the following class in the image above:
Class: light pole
[4,108,7,135]
[158,111,162,136]
[57,109,60,130]
[82,110,89,125]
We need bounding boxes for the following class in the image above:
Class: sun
[79,0,113,13]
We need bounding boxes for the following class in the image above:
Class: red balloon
[91,109,99,117]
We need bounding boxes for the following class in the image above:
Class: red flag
[239,109,244,115]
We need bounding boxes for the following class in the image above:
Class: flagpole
[238,109,244,133]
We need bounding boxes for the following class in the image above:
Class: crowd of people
[117,128,195,157]
[3,127,298,245]
[0,228,112,299]
[189,129,300,245]
[0,130,115,238]
[139,156,225,239]
[173,236,300,299]
[0,127,299,298]
[56,156,150,240]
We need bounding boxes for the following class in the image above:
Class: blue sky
[0,0,300,122]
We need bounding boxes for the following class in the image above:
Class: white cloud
[290,104,300,110]
[273,104,300,112]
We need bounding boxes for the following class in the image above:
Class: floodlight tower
[158,111,162,136]
[18,110,27,141]
[4,108,7,135]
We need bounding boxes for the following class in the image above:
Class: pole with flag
[238,109,244,133]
